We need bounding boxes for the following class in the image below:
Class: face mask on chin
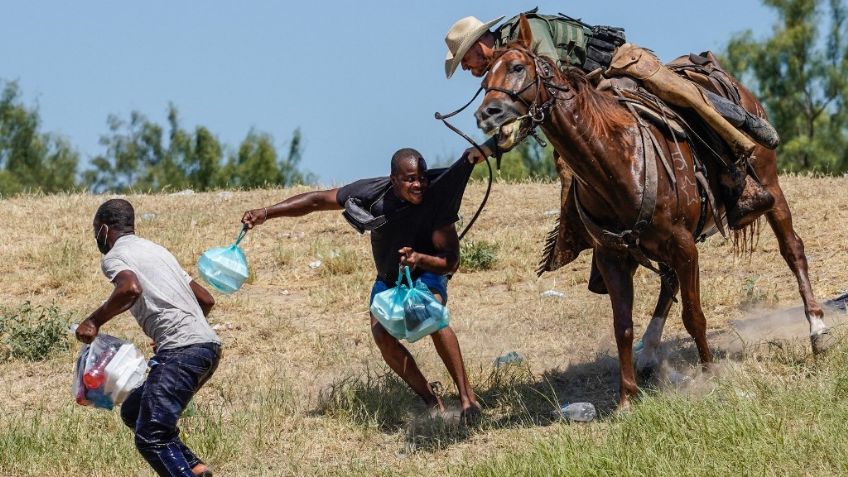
[95,224,110,255]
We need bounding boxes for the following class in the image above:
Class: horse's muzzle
[475,100,522,136]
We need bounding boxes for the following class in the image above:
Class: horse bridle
[431,47,573,241]
[483,47,576,131]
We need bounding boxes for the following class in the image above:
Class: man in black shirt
[241,147,485,420]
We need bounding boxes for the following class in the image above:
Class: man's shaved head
[390,148,427,176]
[94,198,135,232]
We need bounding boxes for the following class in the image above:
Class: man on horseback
[444,9,780,266]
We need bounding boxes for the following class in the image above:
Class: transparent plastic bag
[370,268,412,340]
[72,333,147,410]
[198,226,249,294]
[402,278,450,343]
[370,266,450,342]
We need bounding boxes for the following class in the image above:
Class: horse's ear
[516,14,533,49]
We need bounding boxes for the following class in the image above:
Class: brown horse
[475,15,830,408]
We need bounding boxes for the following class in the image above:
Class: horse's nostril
[485,106,503,118]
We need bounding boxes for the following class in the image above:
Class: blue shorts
[369,272,449,305]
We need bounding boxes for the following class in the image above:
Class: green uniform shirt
[494,14,591,71]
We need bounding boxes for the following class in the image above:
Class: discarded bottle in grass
[558,402,596,422]
[83,347,117,390]
[494,351,525,368]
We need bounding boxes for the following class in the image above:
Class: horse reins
[434,89,499,241]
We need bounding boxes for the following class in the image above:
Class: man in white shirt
[76,198,220,477]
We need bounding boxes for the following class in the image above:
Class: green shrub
[460,240,499,272]
[0,302,71,361]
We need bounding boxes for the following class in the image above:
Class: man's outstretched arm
[242,189,341,229]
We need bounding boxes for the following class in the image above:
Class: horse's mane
[490,45,634,138]
[555,66,634,138]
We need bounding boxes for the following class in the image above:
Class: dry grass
[0,175,846,476]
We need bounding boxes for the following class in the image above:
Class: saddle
[667,51,742,105]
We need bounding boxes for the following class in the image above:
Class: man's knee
[134,421,176,453]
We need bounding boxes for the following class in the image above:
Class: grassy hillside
[0,176,846,476]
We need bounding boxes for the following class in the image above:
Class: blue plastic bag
[370,266,450,342]
[370,268,412,340]
[197,227,249,294]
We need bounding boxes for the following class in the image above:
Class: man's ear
[516,14,533,49]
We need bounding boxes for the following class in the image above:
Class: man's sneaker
[726,175,774,229]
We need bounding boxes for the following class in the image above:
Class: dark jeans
[120,342,221,477]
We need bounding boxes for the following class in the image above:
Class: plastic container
[103,343,148,404]
[198,227,250,294]
[557,402,596,422]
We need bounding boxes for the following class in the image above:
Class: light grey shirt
[101,234,221,352]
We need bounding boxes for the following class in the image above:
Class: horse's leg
[669,233,713,366]
[636,264,679,376]
[594,249,639,408]
[764,185,830,353]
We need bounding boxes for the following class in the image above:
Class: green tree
[0,81,79,196]
[84,111,168,192]
[223,127,315,189]
[87,105,312,192]
[723,0,848,172]
[187,126,223,190]
[278,128,316,186]
[227,129,280,189]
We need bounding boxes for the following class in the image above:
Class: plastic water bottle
[558,402,596,422]
[83,347,116,389]
[404,302,428,331]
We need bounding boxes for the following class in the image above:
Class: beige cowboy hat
[444,15,505,79]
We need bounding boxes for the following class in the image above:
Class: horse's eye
[511,64,525,73]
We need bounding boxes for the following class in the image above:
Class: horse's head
[475,15,573,151]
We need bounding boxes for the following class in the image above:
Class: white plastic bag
[73,333,147,410]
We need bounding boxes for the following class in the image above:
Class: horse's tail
[731,217,761,255]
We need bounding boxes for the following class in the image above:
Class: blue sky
[0,1,776,185]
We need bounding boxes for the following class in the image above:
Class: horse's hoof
[811,329,838,356]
